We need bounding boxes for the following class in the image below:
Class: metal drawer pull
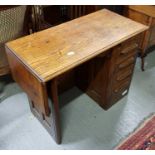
[122,89,128,96]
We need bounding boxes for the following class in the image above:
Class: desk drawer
[116,43,138,64]
[111,81,130,104]
[113,80,130,94]
[112,64,134,101]
[116,57,135,71]
[113,76,131,92]
[115,64,135,81]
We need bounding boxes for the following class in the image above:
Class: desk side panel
[5,47,50,116]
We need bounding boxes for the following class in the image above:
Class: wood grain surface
[6,9,148,82]
[127,5,155,18]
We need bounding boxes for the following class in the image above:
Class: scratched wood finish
[6,9,147,82]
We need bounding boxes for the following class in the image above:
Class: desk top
[6,9,148,82]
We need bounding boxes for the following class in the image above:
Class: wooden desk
[124,5,155,71]
[5,9,147,144]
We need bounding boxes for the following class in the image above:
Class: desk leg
[50,78,61,144]
[27,79,61,144]
[141,55,145,71]
[140,17,152,72]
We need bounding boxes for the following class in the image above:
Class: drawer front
[115,64,135,82]
[112,70,133,105]
[112,64,134,99]
[116,55,136,73]
[121,37,138,49]
[111,81,130,104]
[113,79,130,94]
[116,43,138,65]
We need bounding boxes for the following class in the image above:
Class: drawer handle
[114,88,128,94]
[119,57,135,69]
[120,43,138,55]
[122,89,128,96]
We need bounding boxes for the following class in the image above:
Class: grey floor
[0,51,155,150]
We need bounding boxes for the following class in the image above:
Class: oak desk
[5,9,147,144]
[124,5,155,71]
